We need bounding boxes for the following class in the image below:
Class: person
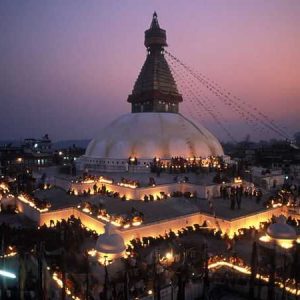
[256,189,262,204]
[230,190,235,210]
[207,190,214,214]
[236,185,243,209]
[220,184,226,200]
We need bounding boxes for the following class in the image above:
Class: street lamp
[0,270,16,279]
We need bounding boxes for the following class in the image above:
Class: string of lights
[165,50,292,140]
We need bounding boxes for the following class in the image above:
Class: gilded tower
[127,12,183,113]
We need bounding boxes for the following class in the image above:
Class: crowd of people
[150,156,223,174]
[219,184,263,210]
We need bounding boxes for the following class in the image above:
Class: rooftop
[35,186,272,224]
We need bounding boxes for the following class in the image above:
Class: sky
[1,0,300,142]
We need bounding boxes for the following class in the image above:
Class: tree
[267,245,276,300]
[249,241,257,298]
[292,243,300,300]
[202,243,209,298]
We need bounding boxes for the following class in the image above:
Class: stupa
[78,13,224,172]
[95,223,126,261]
[259,215,299,249]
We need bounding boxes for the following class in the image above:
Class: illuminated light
[0,183,9,192]
[129,156,137,163]
[16,157,23,163]
[58,151,63,156]
[297,238,300,244]
[234,177,242,184]
[110,220,122,227]
[88,249,97,257]
[123,224,131,229]
[260,235,295,249]
[18,194,50,213]
[259,235,271,243]
[132,221,142,227]
[0,270,16,279]
[209,260,251,275]
[82,207,90,214]
[148,290,153,295]
[99,176,113,184]
[73,190,78,196]
[166,252,173,260]
[277,239,294,249]
[208,257,300,296]
[81,179,95,184]
[0,251,17,259]
[52,272,80,299]
[118,182,138,189]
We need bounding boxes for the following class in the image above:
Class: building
[78,13,224,173]
[0,134,53,174]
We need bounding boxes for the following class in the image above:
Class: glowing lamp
[0,270,16,279]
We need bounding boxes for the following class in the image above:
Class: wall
[16,198,41,223]
[259,175,285,190]
[39,207,75,226]
[119,212,202,245]
[39,207,106,234]
[68,181,220,200]
[120,206,286,244]
[73,209,106,234]
[19,199,287,246]
[227,206,286,236]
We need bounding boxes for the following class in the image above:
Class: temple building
[77,13,224,173]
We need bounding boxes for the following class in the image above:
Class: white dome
[85,113,223,159]
[267,216,297,240]
[95,224,126,254]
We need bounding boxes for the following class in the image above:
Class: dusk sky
[1,0,299,142]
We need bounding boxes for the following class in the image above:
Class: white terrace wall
[62,180,221,200]
[119,206,287,244]
[39,207,106,234]
[197,206,287,238]
[18,200,288,246]
[72,209,106,234]
[16,198,41,223]
[119,212,202,245]
[39,207,75,226]
[228,206,287,236]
